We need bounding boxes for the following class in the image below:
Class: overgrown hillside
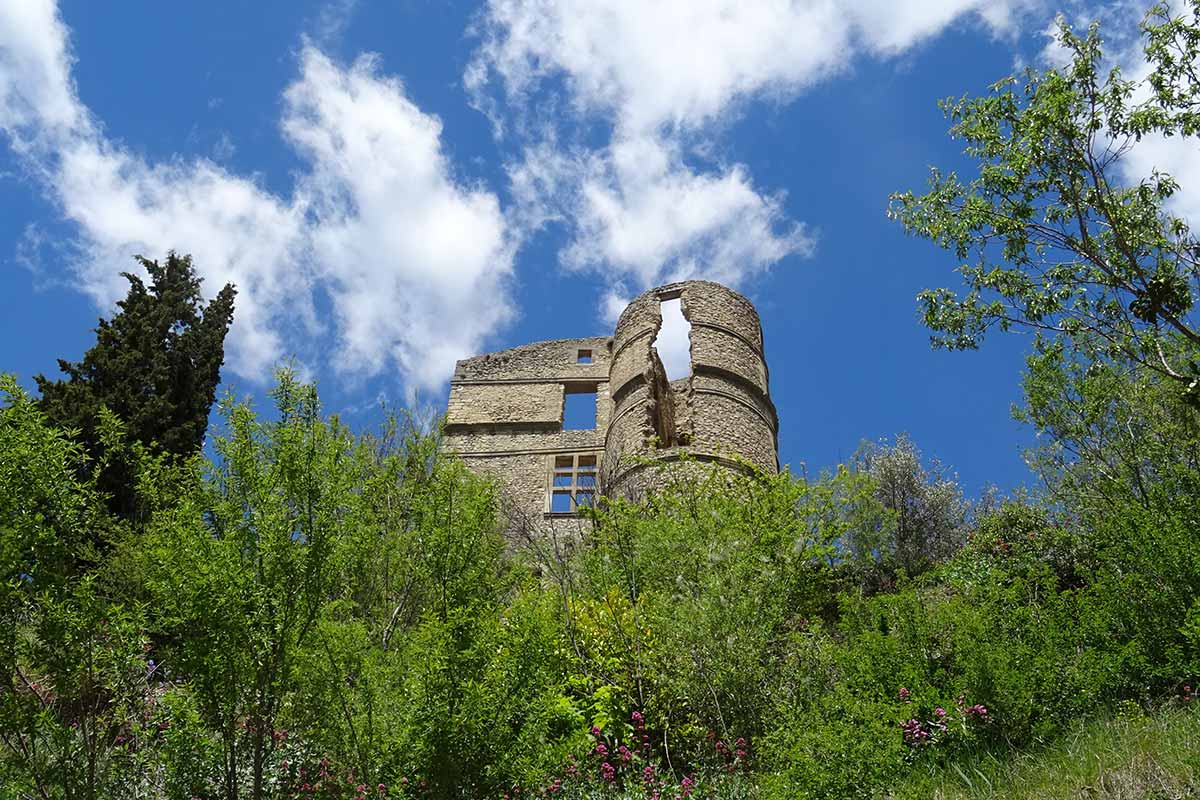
[893,705,1200,800]
[3,351,1198,799]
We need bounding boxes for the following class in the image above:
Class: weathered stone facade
[442,281,778,538]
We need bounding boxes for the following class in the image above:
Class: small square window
[577,349,593,364]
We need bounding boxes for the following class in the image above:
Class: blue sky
[0,0,1162,496]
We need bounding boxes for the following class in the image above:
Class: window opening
[577,349,593,364]
[651,297,691,380]
[548,453,598,514]
[562,385,598,430]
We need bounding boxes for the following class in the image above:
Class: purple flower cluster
[897,688,992,751]
[710,733,749,774]
[586,712,649,789]
[901,717,930,746]
[962,703,990,722]
[542,709,740,798]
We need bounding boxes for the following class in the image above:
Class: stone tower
[442,280,778,537]
[604,281,778,499]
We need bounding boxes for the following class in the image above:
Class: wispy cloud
[469,0,1043,301]
[0,1,515,394]
[311,0,360,44]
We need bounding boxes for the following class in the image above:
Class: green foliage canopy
[890,2,1200,402]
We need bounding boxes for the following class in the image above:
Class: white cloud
[1105,2,1200,231]
[0,0,80,134]
[561,134,814,286]
[599,288,629,325]
[470,0,1040,294]
[473,0,1033,134]
[1127,135,1200,227]
[851,0,1035,54]
[283,47,514,392]
[0,1,514,393]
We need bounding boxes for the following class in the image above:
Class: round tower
[604,281,778,499]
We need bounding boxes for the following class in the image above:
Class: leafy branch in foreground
[890,1,1200,400]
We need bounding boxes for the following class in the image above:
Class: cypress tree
[36,252,236,520]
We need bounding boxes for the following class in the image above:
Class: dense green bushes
[0,372,577,798]
[3,360,1199,799]
[10,2,1200,796]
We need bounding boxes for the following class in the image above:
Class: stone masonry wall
[444,337,611,542]
[442,282,778,539]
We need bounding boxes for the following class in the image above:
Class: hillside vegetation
[2,351,1198,799]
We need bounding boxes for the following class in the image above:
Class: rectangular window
[547,453,599,514]
[562,385,598,430]
[577,349,593,364]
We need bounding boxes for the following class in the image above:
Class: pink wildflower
[901,718,930,746]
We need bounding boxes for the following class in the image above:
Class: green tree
[137,373,357,799]
[846,435,970,584]
[889,2,1200,403]
[557,459,845,761]
[1018,339,1200,512]
[36,252,235,521]
[0,377,163,800]
[133,371,571,799]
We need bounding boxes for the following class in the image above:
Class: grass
[890,702,1200,800]
[549,704,1199,799]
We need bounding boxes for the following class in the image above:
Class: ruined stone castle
[442,280,778,536]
